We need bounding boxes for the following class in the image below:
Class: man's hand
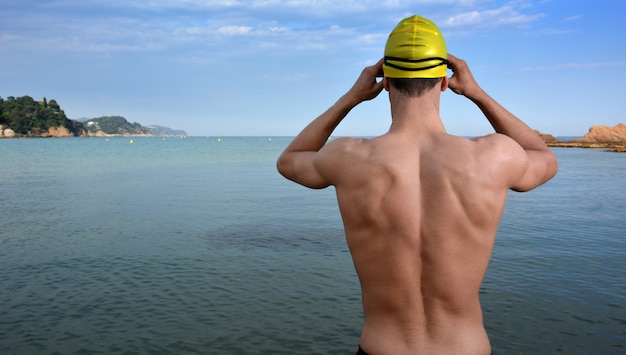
[447,54,483,99]
[345,58,385,105]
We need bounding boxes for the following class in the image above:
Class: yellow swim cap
[383,15,447,79]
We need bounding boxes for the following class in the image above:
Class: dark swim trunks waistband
[357,344,489,354]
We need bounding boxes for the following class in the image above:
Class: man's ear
[383,77,390,92]
[441,76,449,92]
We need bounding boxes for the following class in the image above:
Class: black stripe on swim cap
[384,56,448,72]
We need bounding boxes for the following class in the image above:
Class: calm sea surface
[0,137,624,354]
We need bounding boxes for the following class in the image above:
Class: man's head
[383,15,447,97]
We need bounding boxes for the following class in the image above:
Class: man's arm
[447,54,558,191]
[276,59,384,189]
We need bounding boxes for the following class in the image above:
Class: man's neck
[388,94,446,134]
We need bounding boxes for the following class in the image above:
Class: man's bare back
[316,132,523,354]
[277,17,557,354]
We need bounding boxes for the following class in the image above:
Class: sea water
[0,137,624,354]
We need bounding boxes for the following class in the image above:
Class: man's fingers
[370,58,384,77]
[368,58,384,77]
[373,57,384,69]
[446,53,460,72]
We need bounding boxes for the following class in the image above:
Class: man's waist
[360,316,490,355]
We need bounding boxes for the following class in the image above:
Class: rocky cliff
[535,130,560,143]
[543,123,626,152]
[45,126,86,137]
[0,124,85,138]
[0,125,16,138]
[574,124,626,143]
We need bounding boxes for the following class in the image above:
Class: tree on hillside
[0,95,84,136]
[0,97,5,125]
[48,99,61,113]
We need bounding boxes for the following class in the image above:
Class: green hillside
[0,96,85,136]
[83,116,150,135]
[0,96,187,137]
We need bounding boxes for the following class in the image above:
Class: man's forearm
[282,60,383,154]
[276,60,383,187]
[468,89,549,151]
[282,93,359,154]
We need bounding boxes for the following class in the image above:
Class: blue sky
[1,0,624,136]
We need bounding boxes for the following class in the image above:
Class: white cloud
[90,0,484,14]
[443,3,544,28]
[267,26,290,33]
[520,61,626,72]
[90,0,243,10]
[217,25,253,35]
[356,33,386,44]
[0,0,549,60]
[565,15,583,21]
[536,28,571,35]
[0,34,17,43]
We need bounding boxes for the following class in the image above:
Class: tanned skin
[277,54,558,355]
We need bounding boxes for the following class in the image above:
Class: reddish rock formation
[0,124,87,138]
[47,126,74,137]
[0,125,16,138]
[539,123,626,152]
[534,130,560,143]
[574,124,626,143]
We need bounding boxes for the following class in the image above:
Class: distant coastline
[1,96,623,151]
[0,96,186,138]
[81,117,187,138]
[546,141,626,151]
[538,124,626,152]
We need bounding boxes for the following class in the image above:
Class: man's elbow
[545,150,558,181]
[533,150,559,190]
[276,153,291,179]
[276,152,302,183]
[511,150,558,193]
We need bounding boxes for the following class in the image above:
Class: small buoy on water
[130,139,134,144]
[269,137,272,141]
[217,138,221,142]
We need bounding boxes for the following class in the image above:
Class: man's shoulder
[469,133,530,183]
[321,136,372,156]
[470,133,525,155]
[327,136,372,146]
[315,137,378,183]
[471,132,519,145]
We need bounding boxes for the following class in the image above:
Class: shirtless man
[277,15,557,355]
